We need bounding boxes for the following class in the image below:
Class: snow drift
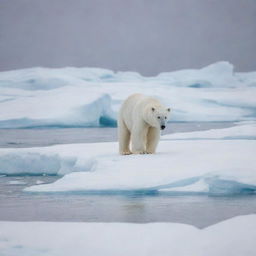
[0,62,256,128]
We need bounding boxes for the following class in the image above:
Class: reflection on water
[0,176,256,228]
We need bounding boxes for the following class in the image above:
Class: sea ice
[21,140,255,195]
[0,62,256,128]
[0,215,255,256]
[0,123,254,195]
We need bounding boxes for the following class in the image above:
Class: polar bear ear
[167,108,171,112]
[151,107,155,112]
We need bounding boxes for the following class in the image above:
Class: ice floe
[0,215,255,256]
[0,123,254,195]
[20,140,255,195]
[0,62,256,128]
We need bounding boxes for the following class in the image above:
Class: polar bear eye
[164,116,167,119]
[157,116,160,119]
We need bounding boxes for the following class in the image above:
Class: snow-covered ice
[21,140,255,195]
[0,123,254,195]
[0,62,256,128]
[0,215,255,256]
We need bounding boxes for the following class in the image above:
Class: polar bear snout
[159,117,167,130]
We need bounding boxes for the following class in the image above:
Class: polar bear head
[145,105,171,130]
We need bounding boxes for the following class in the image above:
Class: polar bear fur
[118,93,171,155]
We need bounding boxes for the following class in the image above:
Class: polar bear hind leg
[118,118,132,155]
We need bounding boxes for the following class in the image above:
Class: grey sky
[0,0,255,75]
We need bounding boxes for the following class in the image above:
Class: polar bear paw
[120,150,132,155]
[133,150,147,154]
[146,151,155,154]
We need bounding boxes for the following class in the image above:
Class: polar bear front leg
[146,127,160,154]
[131,123,148,154]
[131,122,148,154]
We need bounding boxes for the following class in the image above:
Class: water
[0,122,234,148]
[1,122,255,228]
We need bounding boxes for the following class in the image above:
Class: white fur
[118,93,171,155]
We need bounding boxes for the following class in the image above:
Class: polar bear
[118,93,171,155]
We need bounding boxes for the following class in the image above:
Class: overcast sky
[0,0,255,75]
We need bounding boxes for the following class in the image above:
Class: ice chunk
[0,89,116,128]
[156,61,237,88]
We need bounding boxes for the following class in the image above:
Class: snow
[0,62,256,128]
[0,215,255,256]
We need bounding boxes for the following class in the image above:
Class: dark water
[1,122,255,228]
